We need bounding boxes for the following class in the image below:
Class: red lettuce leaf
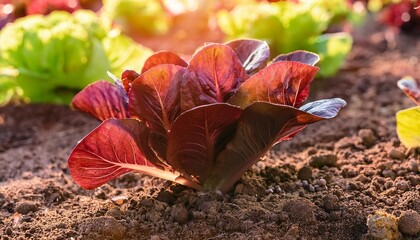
[228,61,319,108]
[72,80,129,121]
[273,50,320,66]
[167,104,242,184]
[226,39,270,75]
[68,119,161,189]
[397,77,420,105]
[69,118,202,190]
[205,98,346,192]
[141,51,188,74]
[181,44,249,111]
[121,70,140,93]
[113,119,166,169]
[129,64,186,160]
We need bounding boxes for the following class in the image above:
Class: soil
[1,15,420,240]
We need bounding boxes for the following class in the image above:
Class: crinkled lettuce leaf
[102,0,170,36]
[0,10,152,104]
[217,0,356,77]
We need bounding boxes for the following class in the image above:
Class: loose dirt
[0,17,419,240]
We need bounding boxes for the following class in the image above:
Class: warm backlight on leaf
[397,76,420,105]
[68,39,346,192]
[396,76,420,149]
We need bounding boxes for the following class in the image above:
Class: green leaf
[0,10,151,104]
[0,77,16,105]
[396,106,420,148]
[216,1,356,77]
[102,0,170,35]
[103,32,153,77]
[310,33,353,77]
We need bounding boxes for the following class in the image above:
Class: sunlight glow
[2,4,13,15]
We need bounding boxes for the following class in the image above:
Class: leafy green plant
[0,10,152,105]
[101,0,170,36]
[217,0,358,77]
[68,39,346,192]
[0,0,102,29]
[396,76,420,148]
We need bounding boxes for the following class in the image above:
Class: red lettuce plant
[379,0,420,34]
[68,39,346,192]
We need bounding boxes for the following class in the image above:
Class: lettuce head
[0,10,152,104]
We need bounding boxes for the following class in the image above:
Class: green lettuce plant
[0,10,152,105]
[217,0,358,77]
[101,0,170,36]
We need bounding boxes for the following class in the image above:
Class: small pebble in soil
[308,185,315,192]
[388,149,405,160]
[308,153,337,168]
[306,147,317,156]
[192,211,206,220]
[366,211,401,240]
[315,185,327,192]
[323,194,340,212]
[409,160,419,172]
[282,199,316,224]
[94,190,107,200]
[15,201,39,214]
[12,213,22,225]
[395,180,410,191]
[266,188,274,194]
[390,138,400,147]
[379,161,393,171]
[297,165,313,181]
[106,208,122,219]
[354,174,370,184]
[234,184,244,195]
[78,216,126,240]
[317,178,327,186]
[274,185,282,193]
[398,210,420,236]
[382,170,396,179]
[141,198,154,207]
[171,203,189,225]
[150,235,161,240]
[384,181,393,189]
[358,129,376,147]
[111,196,128,206]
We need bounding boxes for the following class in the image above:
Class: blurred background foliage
[0,0,418,105]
